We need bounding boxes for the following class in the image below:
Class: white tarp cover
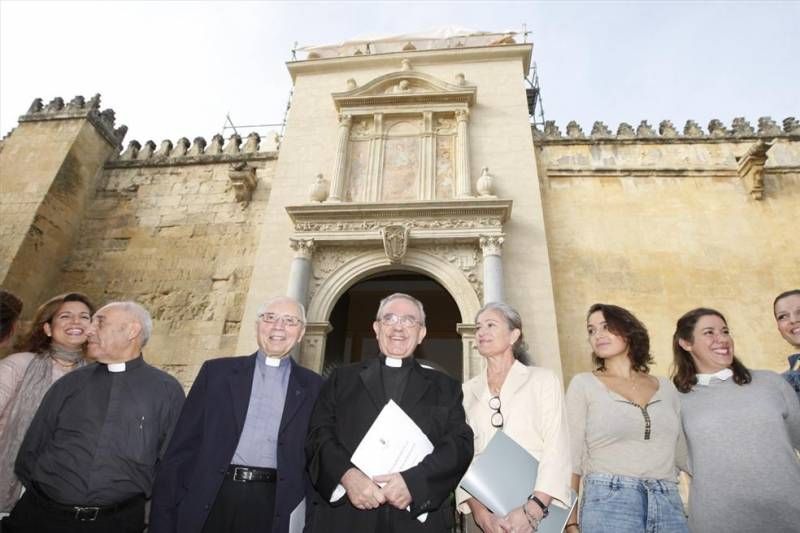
[297,26,519,58]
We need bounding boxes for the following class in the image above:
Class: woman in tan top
[0,292,95,512]
[565,303,688,533]
[457,302,571,533]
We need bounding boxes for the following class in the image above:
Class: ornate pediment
[332,67,476,110]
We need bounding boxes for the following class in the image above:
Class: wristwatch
[528,494,549,518]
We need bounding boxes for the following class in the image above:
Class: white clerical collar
[107,362,126,373]
[696,368,733,386]
[385,356,403,368]
[265,356,283,367]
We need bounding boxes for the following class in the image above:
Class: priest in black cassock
[305,293,473,533]
[2,301,185,533]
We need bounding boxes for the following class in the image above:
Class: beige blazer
[456,360,572,513]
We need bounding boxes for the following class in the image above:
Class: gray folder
[459,430,576,533]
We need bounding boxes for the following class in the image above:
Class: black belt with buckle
[226,464,277,483]
[28,488,143,522]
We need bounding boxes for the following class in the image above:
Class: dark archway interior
[323,271,463,380]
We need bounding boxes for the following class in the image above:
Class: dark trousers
[0,490,145,533]
[201,477,276,533]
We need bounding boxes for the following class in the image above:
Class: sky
[1,1,798,146]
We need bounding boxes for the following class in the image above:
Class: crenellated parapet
[534,116,800,143]
[18,94,127,148]
[108,131,280,168]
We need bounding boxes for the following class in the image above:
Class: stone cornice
[105,151,277,169]
[543,166,798,179]
[332,70,476,110]
[286,44,532,81]
[286,199,512,243]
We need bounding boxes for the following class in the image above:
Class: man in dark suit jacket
[306,293,473,532]
[150,296,323,533]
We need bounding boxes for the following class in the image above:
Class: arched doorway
[322,271,462,379]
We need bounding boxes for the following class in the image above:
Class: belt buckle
[232,466,253,482]
[74,506,100,521]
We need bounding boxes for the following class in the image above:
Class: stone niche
[326,61,477,204]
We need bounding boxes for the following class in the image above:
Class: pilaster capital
[289,238,316,259]
[338,113,353,128]
[479,234,504,257]
[455,108,470,123]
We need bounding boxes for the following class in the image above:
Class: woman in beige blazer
[457,302,572,533]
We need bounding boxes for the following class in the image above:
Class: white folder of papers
[459,430,577,533]
[330,400,434,522]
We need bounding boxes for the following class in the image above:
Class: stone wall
[0,95,124,312]
[48,132,278,387]
[535,117,800,382]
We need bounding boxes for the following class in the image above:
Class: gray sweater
[680,370,800,532]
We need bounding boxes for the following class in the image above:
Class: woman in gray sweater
[672,307,800,533]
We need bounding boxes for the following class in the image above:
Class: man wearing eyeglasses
[305,293,473,533]
[150,296,323,533]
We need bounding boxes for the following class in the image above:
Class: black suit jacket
[305,356,473,533]
[150,353,323,533]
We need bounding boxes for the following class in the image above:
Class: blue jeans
[580,473,688,533]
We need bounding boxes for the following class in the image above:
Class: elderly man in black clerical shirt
[305,293,474,533]
[149,296,324,533]
[2,301,185,533]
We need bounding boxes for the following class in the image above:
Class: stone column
[328,113,353,202]
[455,109,473,198]
[287,238,315,304]
[479,235,505,303]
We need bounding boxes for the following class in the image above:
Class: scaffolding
[526,62,545,128]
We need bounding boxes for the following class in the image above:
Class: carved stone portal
[381,225,410,263]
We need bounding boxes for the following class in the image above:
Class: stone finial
[309,173,329,203]
[784,117,800,134]
[659,120,678,138]
[188,136,207,156]
[636,120,656,137]
[223,133,242,155]
[66,95,85,111]
[172,137,190,157]
[566,121,584,139]
[243,132,260,153]
[543,121,561,138]
[476,167,496,197]
[114,125,128,143]
[708,119,727,137]
[45,97,64,112]
[26,98,43,114]
[757,117,781,136]
[87,94,101,111]
[591,121,612,138]
[402,41,417,51]
[731,117,755,136]
[120,140,141,160]
[154,139,173,158]
[261,132,280,152]
[228,163,257,202]
[683,120,704,137]
[207,134,224,155]
[455,72,466,86]
[400,58,412,71]
[99,109,116,127]
[617,122,635,138]
[137,140,156,160]
[531,125,543,139]
[346,78,357,90]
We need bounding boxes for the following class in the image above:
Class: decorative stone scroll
[380,225,410,263]
[736,140,774,200]
[228,163,257,202]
